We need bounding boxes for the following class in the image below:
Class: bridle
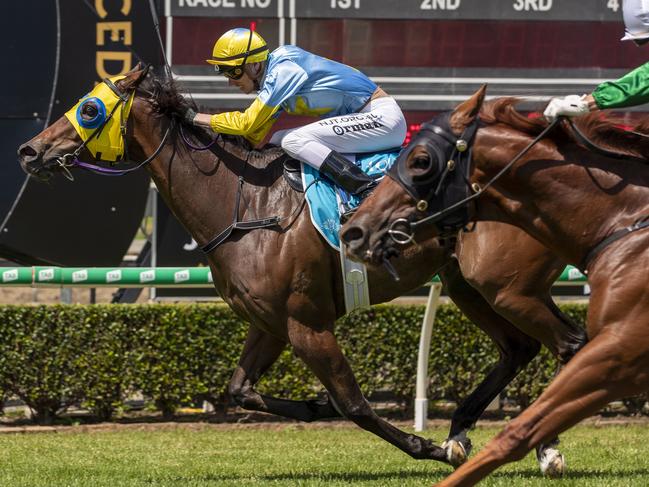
[47,76,172,180]
[385,114,561,246]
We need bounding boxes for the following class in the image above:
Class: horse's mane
[138,74,285,167]
[479,98,649,160]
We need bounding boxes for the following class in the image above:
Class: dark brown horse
[341,86,649,485]
[17,67,584,472]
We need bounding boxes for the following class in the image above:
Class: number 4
[607,0,619,12]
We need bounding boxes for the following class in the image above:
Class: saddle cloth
[301,149,400,250]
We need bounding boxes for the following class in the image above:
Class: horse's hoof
[441,439,468,468]
[538,447,565,478]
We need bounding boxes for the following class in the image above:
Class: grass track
[0,423,647,486]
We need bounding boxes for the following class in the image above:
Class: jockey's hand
[543,95,590,122]
[181,107,198,125]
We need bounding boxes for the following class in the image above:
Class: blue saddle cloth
[301,150,400,250]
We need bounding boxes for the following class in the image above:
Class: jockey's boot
[319,150,378,198]
[319,150,378,222]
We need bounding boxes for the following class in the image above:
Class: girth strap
[201,176,280,254]
[580,216,649,272]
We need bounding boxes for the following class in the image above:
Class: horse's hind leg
[229,325,341,422]
[436,325,649,486]
[439,261,541,467]
[287,317,450,462]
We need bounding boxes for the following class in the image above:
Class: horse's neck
[475,128,649,265]
[139,126,283,249]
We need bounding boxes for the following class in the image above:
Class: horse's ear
[449,84,487,135]
[120,63,150,90]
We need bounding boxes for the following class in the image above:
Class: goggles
[214,64,245,80]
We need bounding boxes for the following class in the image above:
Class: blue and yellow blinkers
[64,75,135,162]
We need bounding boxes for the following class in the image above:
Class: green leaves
[0,302,590,424]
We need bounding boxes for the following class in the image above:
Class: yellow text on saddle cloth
[64,75,135,161]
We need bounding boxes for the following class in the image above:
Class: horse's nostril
[341,225,365,247]
[18,144,38,159]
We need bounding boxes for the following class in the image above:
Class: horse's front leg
[287,317,449,463]
[438,262,541,468]
[229,325,341,422]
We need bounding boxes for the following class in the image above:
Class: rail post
[414,282,442,432]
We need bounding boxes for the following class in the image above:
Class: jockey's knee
[281,132,329,169]
[280,130,305,158]
[269,128,291,147]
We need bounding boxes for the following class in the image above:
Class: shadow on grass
[160,467,649,484]
[489,467,649,479]
[162,469,438,483]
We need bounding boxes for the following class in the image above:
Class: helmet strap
[237,29,255,71]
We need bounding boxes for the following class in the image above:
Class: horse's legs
[436,327,649,487]
[456,224,588,474]
[457,223,587,363]
[438,261,541,465]
[287,318,449,462]
[229,325,341,422]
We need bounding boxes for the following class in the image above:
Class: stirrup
[340,207,357,224]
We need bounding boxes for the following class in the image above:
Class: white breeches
[269,97,407,170]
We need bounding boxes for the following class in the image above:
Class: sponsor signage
[170,0,622,21]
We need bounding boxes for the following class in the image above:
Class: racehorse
[17,66,584,472]
[340,85,649,485]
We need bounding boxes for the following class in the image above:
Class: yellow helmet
[206,28,269,76]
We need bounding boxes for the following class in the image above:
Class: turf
[0,422,647,486]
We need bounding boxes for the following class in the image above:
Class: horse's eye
[81,103,98,119]
[411,155,431,171]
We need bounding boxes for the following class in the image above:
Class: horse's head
[17,65,150,181]
[341,86,487,265]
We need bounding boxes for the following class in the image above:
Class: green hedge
[0,303,589,424]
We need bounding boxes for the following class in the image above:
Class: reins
[387,111,649,277]
[177,119,320,253]
[177,127,310,253]
[564,117,649,162]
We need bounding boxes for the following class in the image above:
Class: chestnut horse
[341,86,649,485]
[17,67,584,472]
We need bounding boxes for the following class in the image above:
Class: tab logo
[174,270,190,283]
[2,269,18,283]
[72,270,89,283]
[38,269,55,281]
[106,270,122,283]
[140,270,155,283]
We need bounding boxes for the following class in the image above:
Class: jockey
[184,28,407,198]
[544,0,649,121]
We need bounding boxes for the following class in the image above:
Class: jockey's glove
[181,107,198,125]
[543,95,590,122]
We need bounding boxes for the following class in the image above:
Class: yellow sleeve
[210,97,280,145]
